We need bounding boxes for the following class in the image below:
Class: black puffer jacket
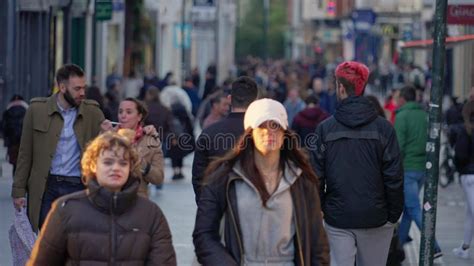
[311,96,403,229]
[28,178,176,266]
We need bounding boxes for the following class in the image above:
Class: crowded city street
[1,0,474,265]
[0,142,473,265]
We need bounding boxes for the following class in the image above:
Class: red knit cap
[335,61,370,96]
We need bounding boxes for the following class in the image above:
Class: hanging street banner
[174,23,192,49]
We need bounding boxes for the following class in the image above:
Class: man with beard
[311,61,403,266]
[11,64,107,232]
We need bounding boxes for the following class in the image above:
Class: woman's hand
[100,119,114,132]
[143,125,159,138]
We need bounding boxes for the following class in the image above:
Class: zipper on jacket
[110,193,118,266]
[226,177,245,265]
[292,193,305,265]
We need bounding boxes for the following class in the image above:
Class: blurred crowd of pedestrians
[2,56,474,265]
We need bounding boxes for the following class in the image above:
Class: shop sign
[380,24,398,38]
[95,0,113,21]
[447,5,474,25]
[352,9,377,33]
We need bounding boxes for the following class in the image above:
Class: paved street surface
[0,139,473,265]
[402,182,474,265]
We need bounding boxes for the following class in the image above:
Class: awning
[400,34,474,49]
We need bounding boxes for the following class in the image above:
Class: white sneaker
[452,245,469,259]
[433,251,444,265]
[433,256,444,264]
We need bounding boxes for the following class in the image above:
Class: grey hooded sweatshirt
[233,161,301,266]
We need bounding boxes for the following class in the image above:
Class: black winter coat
[2,101,27,147]
[144,101,174,143]
[167,103,195,159]
[193,169,330,266]
[454,128,474,175]
[311,96,404,229]
[192,112,245,203]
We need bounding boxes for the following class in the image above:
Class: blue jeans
[398,170,441,252]
[38,176,85,230]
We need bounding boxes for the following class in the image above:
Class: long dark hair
[463,100,474,136]
[204,128,319,205]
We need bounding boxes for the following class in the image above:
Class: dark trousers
[171,157,183,168]
[38,175,85,230]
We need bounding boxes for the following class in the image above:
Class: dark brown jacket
[28,178,176,266]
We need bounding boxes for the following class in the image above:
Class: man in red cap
[311,61,404,266]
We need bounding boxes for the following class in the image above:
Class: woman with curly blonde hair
[28,132,176,265]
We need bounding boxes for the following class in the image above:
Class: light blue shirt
[50,100,81,177]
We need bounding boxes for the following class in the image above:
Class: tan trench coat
[11,95,104,232]
[135,134,164,197]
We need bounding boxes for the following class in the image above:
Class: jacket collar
[227,112,245,119]
[334,96,378,128]
[232,160,302,186]
[86,178,139,215]
[47,94,84,118]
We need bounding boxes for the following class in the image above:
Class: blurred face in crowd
[396,96,407,107]
[312,78,324,94]
[184,79,195,88]
[59,76,86,108]
[118,100,143,129]
[252,121,284,156]
[393,90,400,105]
[327,78,336,93]
[213,97,230,116]
[289,72,298,80]
[288,88,300,102]
[94,147,130,192]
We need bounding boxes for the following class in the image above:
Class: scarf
[133,125,144,144]
[117,125,144,144]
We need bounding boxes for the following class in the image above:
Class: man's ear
[58,82,67,93]
[227,94,232,103]
[338,83,345,95]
